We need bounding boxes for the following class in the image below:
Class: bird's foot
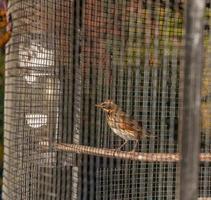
[112,148,121,157]
[130,149,137,153]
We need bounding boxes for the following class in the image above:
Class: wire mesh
[3,0,76,199]
[199,0,211,198]
[2,0,211,200]
[79,1,181,199]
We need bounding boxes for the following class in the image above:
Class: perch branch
[40,142,211,162]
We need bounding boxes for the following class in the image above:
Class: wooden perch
[40,141,211,162]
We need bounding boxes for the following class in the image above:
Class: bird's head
[96,99,118,113]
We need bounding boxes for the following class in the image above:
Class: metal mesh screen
[2,0,210,200]
[3,0,76,199]
[79,1,181,199]
[199,1,211,198]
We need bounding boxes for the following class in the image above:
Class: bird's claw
[130,149,137,153]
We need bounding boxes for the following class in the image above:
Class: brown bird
[96,99,153,152]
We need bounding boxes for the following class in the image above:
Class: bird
[96,99,153,152]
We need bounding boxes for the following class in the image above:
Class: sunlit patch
[24,74,37,84]
[19,42,54,68]
[26,114,47,128]
[24,72,51,84]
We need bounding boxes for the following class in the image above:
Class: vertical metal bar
[118,1,127,199]
[3,0,17,197]
[107,2,115,199]
[80,1,88,199]
[95,2,108,200]
[89,1,98,198]
[167,2,181,199]
[180,1,205,200]
[109,2,121,199]
[110,2,119,199]
[127,3,139,199]
[71,0,82,199]
[149,1,160,198]
[124,2,134,198]
[142,1,152,198]
[101,2,111,200]
[134,3,145,199]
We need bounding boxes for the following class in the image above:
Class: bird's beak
[96,103,102,108]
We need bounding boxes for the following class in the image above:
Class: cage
[2,0,211,200]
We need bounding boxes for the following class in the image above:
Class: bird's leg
[117,140,128,151]
[131,140,139,152]
[113,141,127,156]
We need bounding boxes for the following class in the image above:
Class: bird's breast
[106,114,138,141]
[110,127,137,141]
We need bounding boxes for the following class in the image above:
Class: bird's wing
[137,121,154,137]
[117,115,142,138]
[120,114,152,138]
[118,120,138,131]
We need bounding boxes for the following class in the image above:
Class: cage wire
[2,0,211,200]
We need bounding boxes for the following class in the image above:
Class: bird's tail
[143,129,156,138]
